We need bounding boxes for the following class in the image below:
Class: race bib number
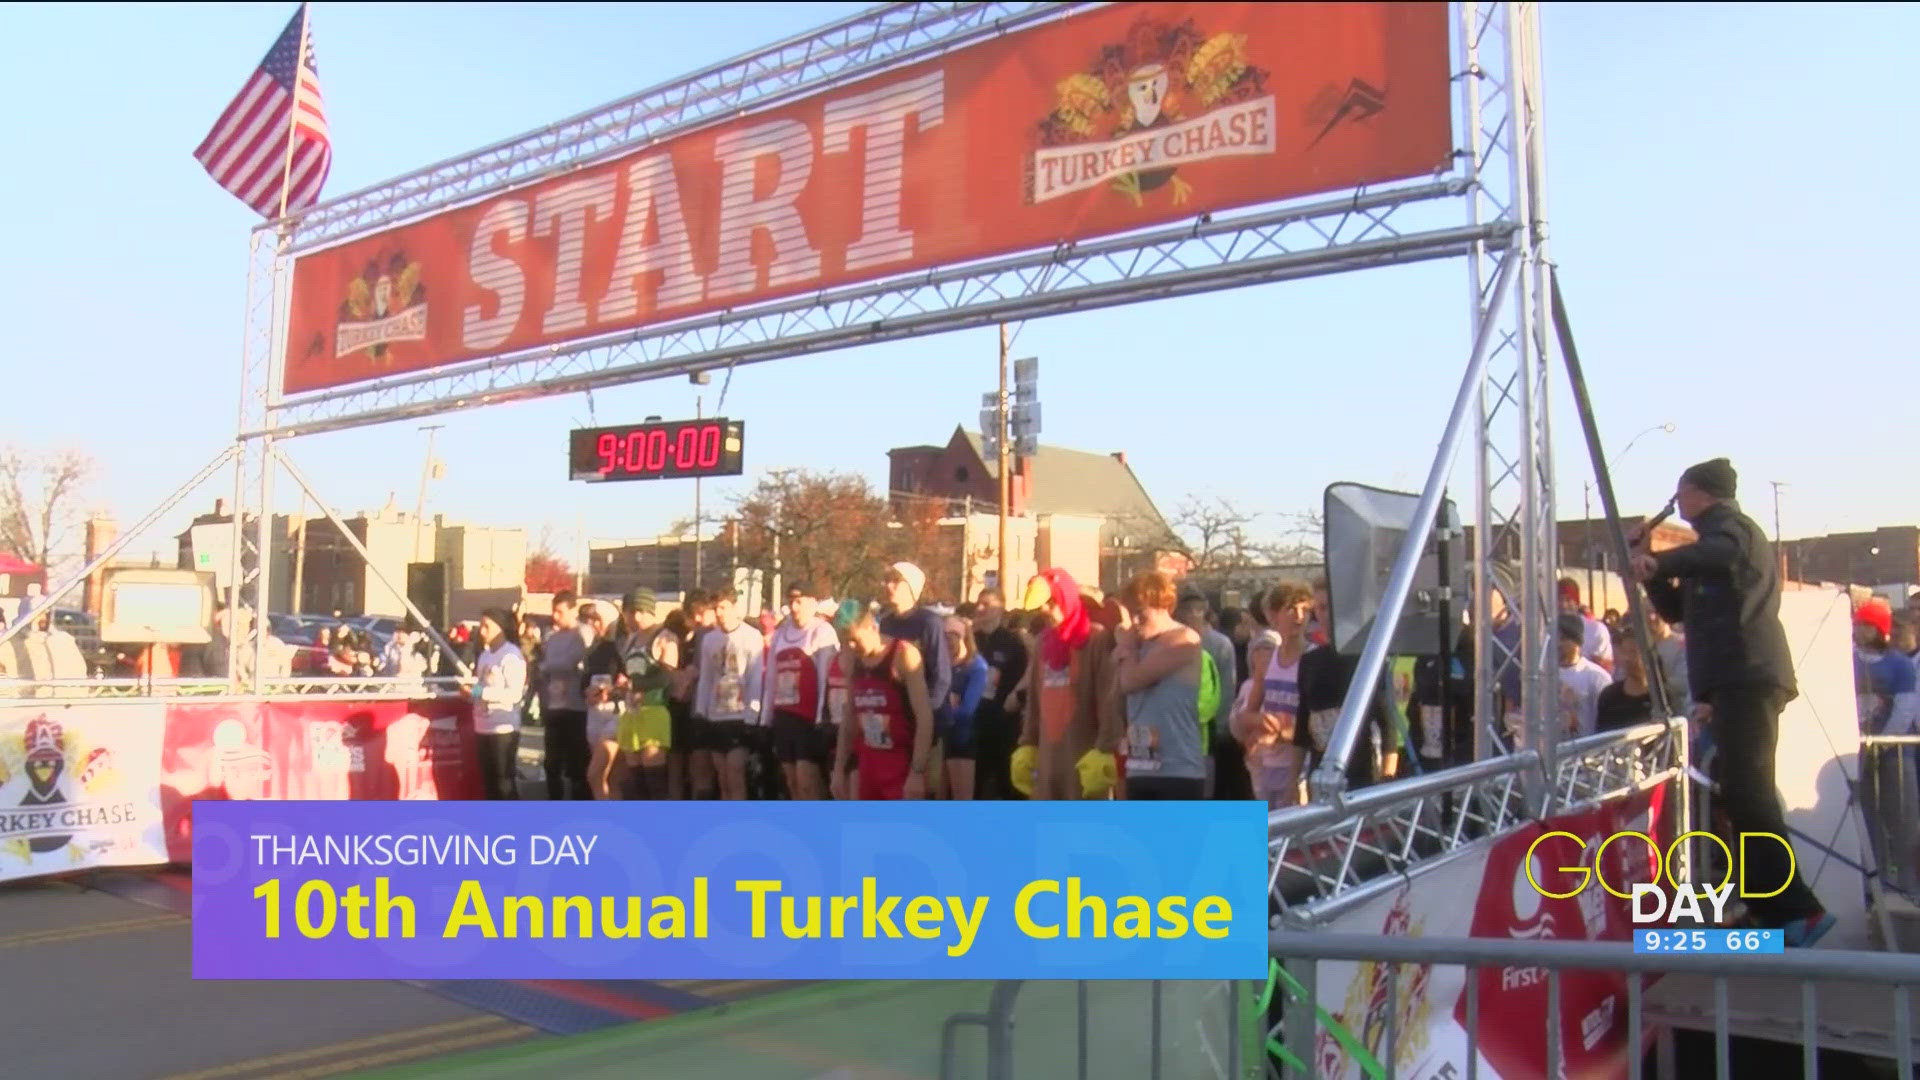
[1042,665,1070,691]
[1126,722,1160,771]
[859,711,894,751]
[1420,705,1444,759]
[773,669,801,708]
[827,689,849,723]
[547,674,571,700]
[715,674,745,716]
[1308,709,1339,752]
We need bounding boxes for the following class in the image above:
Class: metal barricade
[1266,930,1920,1080]
[1861,734,1920,899]
[0,675,472,700]
[943,979,1251,1080]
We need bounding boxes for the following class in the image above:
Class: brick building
[176,498,524,627]
[887,426,1178,594]
[1781,525,1920,589]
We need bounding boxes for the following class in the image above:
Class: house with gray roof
[887,426,1180,592]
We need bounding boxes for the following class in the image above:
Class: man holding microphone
[1630,457,1833,947]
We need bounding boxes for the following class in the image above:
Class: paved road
[0,876,535,1079]
[0,722,808,1080]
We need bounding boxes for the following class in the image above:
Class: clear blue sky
[2,2,1913,568]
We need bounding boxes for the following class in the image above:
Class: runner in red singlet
[830,612,934,801]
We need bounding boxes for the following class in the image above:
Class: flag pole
[276,2,311,220]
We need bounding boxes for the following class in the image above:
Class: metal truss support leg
[271,445,473,678]
[1309,239,1521,802]
[250,434,276,694]
[0,445,239,654]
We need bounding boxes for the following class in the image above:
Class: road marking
[155,1016,524,1080]
[256,1023,533,1080]
[0,913,182,949]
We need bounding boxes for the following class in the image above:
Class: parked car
[49,607,114,675]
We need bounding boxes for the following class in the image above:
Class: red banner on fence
[1312,784,1668,1080]
[162,696,479,862]
[281,1,1452,394]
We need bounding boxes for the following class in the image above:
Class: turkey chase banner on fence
[1306,786,1666,1080]
[0,703,169,882]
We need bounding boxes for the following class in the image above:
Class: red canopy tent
[0,553,40,576]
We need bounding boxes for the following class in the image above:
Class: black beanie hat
[1680,457,1737,500]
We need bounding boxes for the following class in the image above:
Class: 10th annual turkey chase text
[246,833,1236,958]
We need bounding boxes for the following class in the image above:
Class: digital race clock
[569,417,745,483]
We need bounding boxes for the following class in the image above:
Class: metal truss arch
[256,180,1492,438]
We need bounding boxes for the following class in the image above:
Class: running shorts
[938,712,978,760]
[587,705,620,745]
[668,699,694,752]
[699,718,752,754]
[856,747,912,800]
[618,703,672,755]
[771,711,835,767]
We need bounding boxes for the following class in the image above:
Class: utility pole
[996,324,1011,600]
[291,494,309,616]
[769,527,782,613]
[411,424,443,567]
[1771,481,1788,583]
[575,511,586,596]
[960,494,973,601]
[1583,481,1594,611]
[693,388,706,589]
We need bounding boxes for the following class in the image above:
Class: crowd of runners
[459,560,1451,807]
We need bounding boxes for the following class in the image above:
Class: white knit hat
[890,562,927,605]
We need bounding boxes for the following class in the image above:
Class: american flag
[194,4,331,219]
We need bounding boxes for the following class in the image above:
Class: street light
[1585,423,1676,604]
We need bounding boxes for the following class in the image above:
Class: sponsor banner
[191,801,1269,980]
[164,697,480,862]
[282,2,1451,394]
[0,703,170,884]
[1310,785,1666,1080]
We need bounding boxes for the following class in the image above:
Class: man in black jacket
[1632,457,1833,947]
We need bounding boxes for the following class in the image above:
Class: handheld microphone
[1644,497,1677,532]
[1632,497,1677,549]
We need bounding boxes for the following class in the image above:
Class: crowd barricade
[1261,930,1920,1080]
[1860,734,1920,900]
[0,690,478,883]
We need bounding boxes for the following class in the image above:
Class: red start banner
[281,2,1452,394]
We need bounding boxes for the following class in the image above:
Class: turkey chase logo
[1314,890,1434,1078]
[0,715,139,864]
[1030,17,1274,207]
[335,251,427,361]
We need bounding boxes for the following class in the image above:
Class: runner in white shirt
[694,589,766,801]
[1559,578,1614,674]
[1555,613,1613,739]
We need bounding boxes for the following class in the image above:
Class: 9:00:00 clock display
[568,418,746,483]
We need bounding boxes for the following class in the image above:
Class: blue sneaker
[1782,912,1836,949]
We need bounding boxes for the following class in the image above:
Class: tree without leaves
[0,448,94,571]
[1262,508,1325,565]
[1168,496,1265,575]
